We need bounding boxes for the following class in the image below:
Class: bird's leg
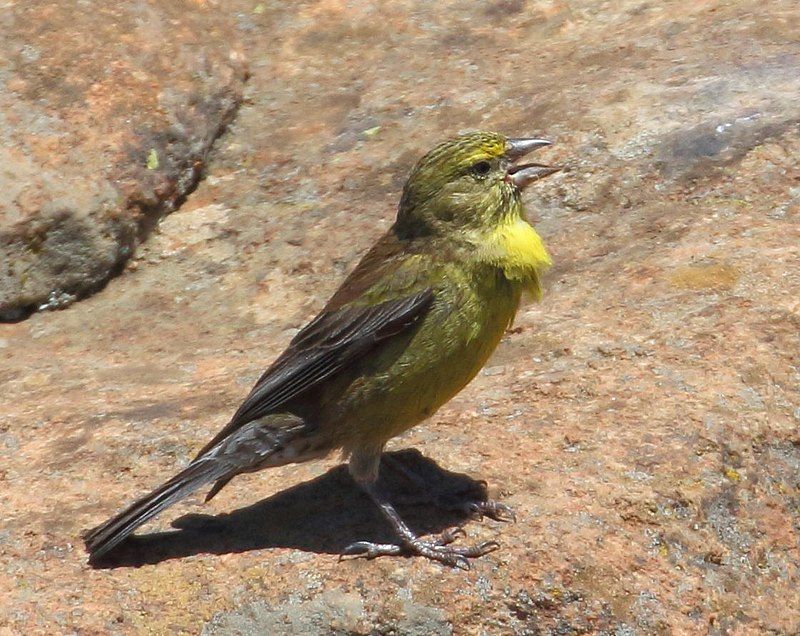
[381,454,516,522]
[342,480,499,569]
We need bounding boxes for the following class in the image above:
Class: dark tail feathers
[83,458,229,561]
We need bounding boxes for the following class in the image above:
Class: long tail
[83,458,230,561]
[84,414,311,561]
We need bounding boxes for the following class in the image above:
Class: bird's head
[395,131,558,238]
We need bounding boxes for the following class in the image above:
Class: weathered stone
[0,0,246,320]
[1,0,799,634]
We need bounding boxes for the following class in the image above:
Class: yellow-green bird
[84,131,560,568]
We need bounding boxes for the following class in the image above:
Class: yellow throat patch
[478,218,552,299]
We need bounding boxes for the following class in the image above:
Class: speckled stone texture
[1,1,799,634]
[0,0,245,320]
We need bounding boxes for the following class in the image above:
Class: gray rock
[0,0,246,320]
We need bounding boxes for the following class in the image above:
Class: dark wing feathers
[244,290,434,418]
[193,289,433,459]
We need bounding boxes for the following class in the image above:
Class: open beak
[505,138,561,189]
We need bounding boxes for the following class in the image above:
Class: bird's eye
[472,160,492,176]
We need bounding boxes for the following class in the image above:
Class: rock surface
[1,1,799,634]
[0,0,246,320]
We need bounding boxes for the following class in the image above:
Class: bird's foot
[341,527,499,569]
[389,491,516,523]
[464,499,516,522]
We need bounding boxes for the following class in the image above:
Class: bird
[83,130,560,568]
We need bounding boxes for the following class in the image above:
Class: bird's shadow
[88,449,490,569]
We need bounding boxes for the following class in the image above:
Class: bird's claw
[466,500,516,522]
[340,541,402,561]
[340,530,499,569]
[435,526,466,546]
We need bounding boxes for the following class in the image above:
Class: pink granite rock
[1,1,798,633]
[0,1,246,320]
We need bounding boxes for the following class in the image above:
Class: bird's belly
[320,271,521,451]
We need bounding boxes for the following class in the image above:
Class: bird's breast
[322,264,522,450]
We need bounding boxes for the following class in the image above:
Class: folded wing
[193,288,434,459]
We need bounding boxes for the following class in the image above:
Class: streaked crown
[401,132,508,205]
